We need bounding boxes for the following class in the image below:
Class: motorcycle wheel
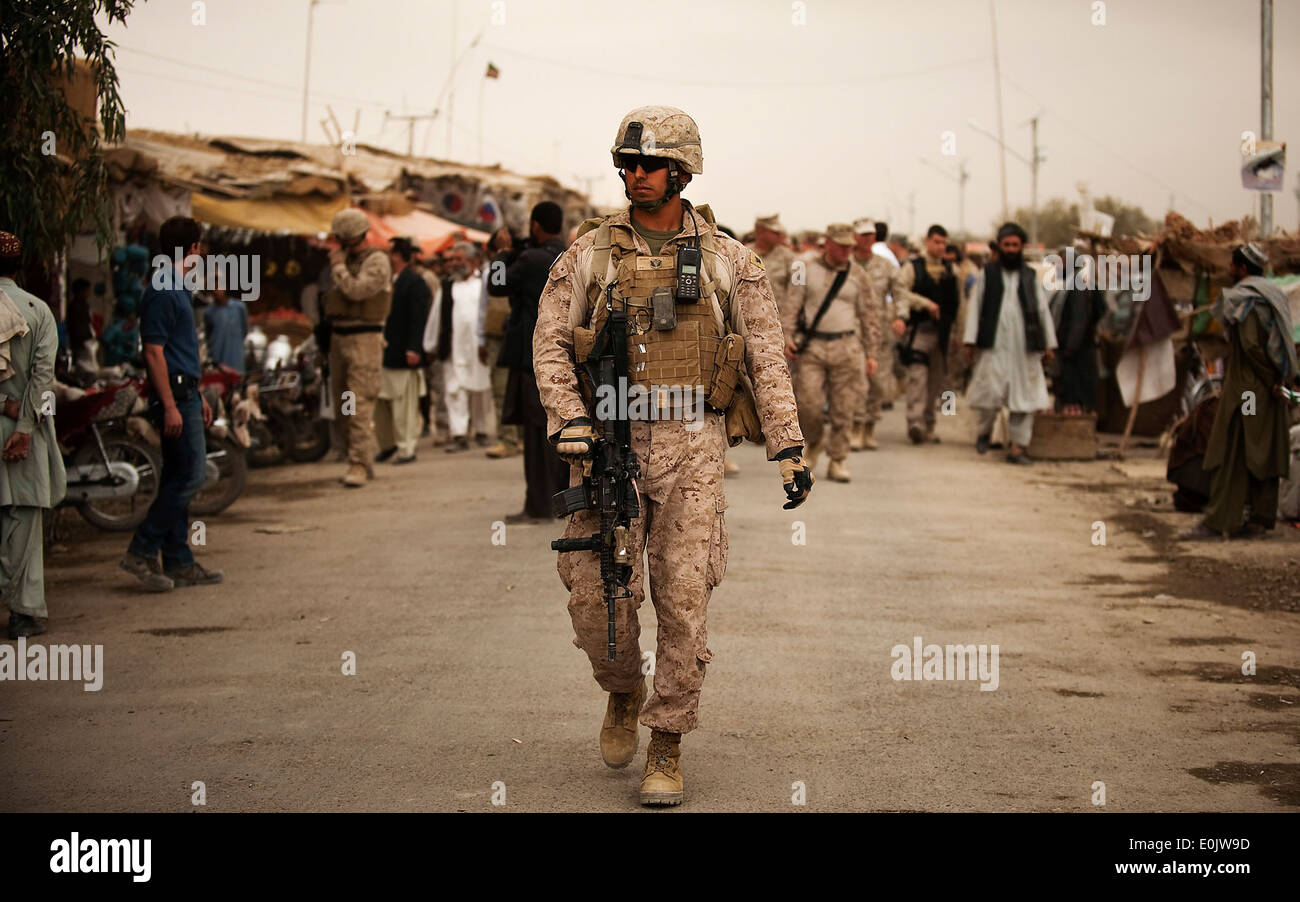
[73,434,162,532]
[286,413,332,463]
[190,432,248,516]
[248,415,288,468]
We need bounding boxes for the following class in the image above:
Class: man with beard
[425,244,494,453]
[534,106,810,806]
[1182,242,1298,539]
[375,237,432,465]
[891,225,958,444]
[962,222,1057,465]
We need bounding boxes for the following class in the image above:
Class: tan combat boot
[724,458,740,477]
[849,423,865,451]
[827,459,851,482]
[862,422,879,450]
[600,679,646,769]
[341,463,368,488]
[640,729,683,806]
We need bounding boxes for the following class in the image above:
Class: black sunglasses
[618,153,670,173]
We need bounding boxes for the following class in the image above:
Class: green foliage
[0,0,139,269]
[1000,195,1157,249]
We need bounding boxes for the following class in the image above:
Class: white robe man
[0,231,67,638]
[423,243,495,453]
[962,222,1057,465]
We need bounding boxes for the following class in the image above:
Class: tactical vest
[574,208,745,418]
[911,257,959,346]
[322,246,392,324]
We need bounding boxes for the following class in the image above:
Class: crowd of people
[1,102,1296,815]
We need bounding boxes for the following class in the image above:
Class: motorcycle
[247,335,331,466]
[56,376,162,532]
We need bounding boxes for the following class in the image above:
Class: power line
[480,42,986,89]
[998,72,1214,214]
[114,44,390,111]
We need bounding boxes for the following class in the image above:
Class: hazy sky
[104,0,1299,238]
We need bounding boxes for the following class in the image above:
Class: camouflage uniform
[893,252,956,440]
[745,214,795,315]
[324,226,392,474]
[856,251,897,431]
[534,207,802,735]
[780,239,881,464]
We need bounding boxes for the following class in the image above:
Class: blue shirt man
[120,216,223,592]
[203,297,248,373]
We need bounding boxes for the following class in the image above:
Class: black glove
[775,446,813,510]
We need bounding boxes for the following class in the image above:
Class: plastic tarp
[362,208,490,257]
[191,193,349,235]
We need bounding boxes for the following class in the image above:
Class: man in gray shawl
[0,231,67,638]
[1183,242,1298,539]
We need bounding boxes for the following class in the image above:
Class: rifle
[550,284,641,661]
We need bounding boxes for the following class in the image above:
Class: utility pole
[447,0,458,158]
[1028,115,1045,246]
[919,157,970,233]
[1260,0,1273,237]
[908,191,916,237]
[301,0,319,142]
[967,117,1042,241]
[990,0,1008,221]
[301,0,343,143]
[386,111,437,157]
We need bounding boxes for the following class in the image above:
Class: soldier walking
[534,106,813,806]
[781,223,881,482]
[850,218,896,451]
[892,224,959,445]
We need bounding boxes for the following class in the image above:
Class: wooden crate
[1027,412,1098,460]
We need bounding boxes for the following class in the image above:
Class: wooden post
[1118,344,1146,459]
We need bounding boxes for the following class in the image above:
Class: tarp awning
[191,193,348,234]
[362,208,490,256]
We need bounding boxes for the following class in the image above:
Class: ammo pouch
[573,325,598,407]
[705,332,745,411]
[724,374,763,447]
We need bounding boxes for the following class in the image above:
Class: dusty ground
[2,405,1297,812]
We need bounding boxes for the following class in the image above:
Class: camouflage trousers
[328,331,382,467]
[904,323,946,436]
[794,335,866,462]
[859,330,898,428]
[557,415,728,735]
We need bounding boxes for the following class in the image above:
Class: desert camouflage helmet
[331,208,370,241]
[610,105,703,175]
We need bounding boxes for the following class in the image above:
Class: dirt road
[4,407,1297,812]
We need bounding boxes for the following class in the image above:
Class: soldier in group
[746,214,794,309]
[850,218,896,451]
[322,208,392,487]
[533,105,813,807]
[781,223,881,482]
[892,224,959,445]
